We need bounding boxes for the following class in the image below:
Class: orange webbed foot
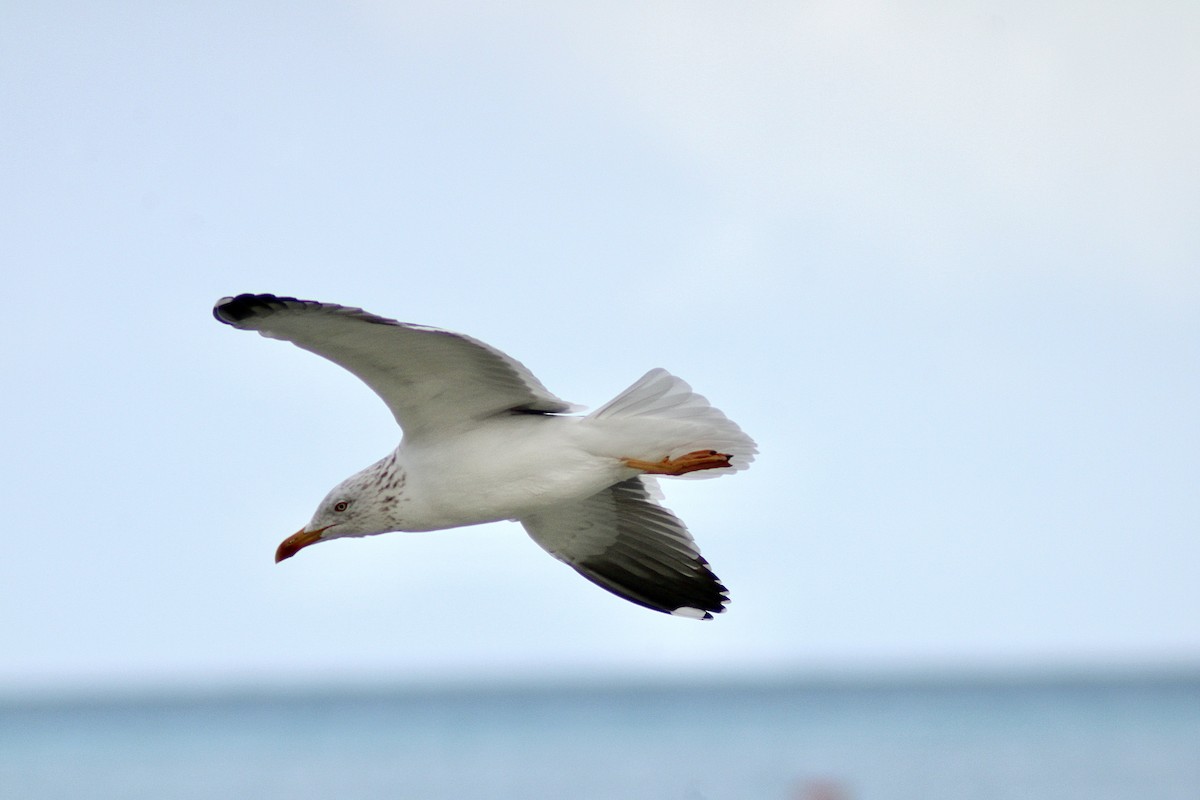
[622,449,734,476]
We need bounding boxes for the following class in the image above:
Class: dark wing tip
[212,293,298,325]
[574,555,730,620]
[213,294,401,329]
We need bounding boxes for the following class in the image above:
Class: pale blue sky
[2,2,1198,692]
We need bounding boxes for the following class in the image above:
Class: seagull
[213,294,756,619]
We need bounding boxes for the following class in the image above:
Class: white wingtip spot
[671,606,710,620]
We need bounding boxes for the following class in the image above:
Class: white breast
[394,415,626,530]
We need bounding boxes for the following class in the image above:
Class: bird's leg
[622,450,734,476]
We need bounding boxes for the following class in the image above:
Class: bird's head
[275,457,405,563]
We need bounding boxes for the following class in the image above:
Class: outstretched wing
[521,477,729,619]
[214,294,577,439]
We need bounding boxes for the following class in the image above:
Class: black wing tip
[214,293,280,324]
[661,585,730,620]
[669,592,729,620]
[576,559,730,620]
[212,294,399,328]
[682,586,730,621]
[213,293,300,325]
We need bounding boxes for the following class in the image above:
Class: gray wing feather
[214,294,577,438]
[521,478,728,619]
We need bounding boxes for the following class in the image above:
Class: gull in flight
[214,294,756,619]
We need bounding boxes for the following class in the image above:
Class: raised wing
[213,294,577,439]
[521,477,729,619]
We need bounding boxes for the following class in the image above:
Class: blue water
[2,675,1198,799]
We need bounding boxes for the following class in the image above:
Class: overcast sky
[2,1,1198,693]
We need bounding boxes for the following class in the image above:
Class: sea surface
[2,673,1198,800]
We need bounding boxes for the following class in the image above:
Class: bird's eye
[333,501,350,513]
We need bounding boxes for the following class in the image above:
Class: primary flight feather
[214,293,756,619]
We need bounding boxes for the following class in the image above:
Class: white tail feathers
[590,368,714,420]
[589,368,757,478]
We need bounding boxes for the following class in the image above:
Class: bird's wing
[520,477,729,619]
[214,294,577,439]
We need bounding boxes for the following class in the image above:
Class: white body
[397,415,627,530]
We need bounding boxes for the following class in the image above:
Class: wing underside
[213,294,577,437]
[521,477,729,619]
